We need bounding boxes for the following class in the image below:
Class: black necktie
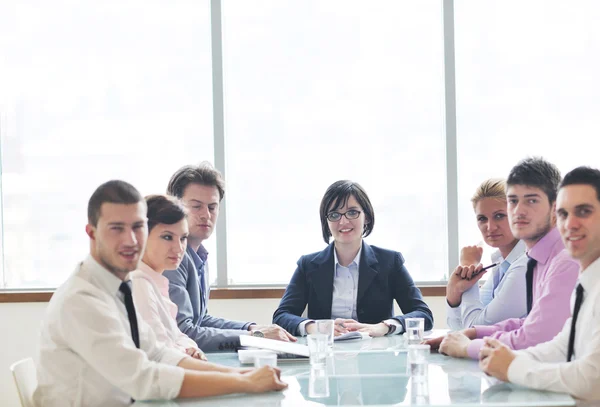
[567,284,585,362]
[119,281,140,349]
[525,257,537,314]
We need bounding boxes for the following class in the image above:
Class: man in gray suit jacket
[163,162,295,352]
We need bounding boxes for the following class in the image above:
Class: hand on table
[242,366,288,393]
[438,331,472,358]
[185,347,207,361]
[479,337,515,382]
[343,321,389,337]
[249,324,297,342]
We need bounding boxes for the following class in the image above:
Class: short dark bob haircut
[145,194,188,233]
[319,180,375,244]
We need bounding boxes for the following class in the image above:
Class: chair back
[10,358,37,407]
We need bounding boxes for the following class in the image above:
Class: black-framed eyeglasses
[327,209,362,222]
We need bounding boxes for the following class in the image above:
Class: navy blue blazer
[273,242,433,335]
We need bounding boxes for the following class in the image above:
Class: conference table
[136,332,576,407]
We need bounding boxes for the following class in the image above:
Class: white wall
[0,296,447,407]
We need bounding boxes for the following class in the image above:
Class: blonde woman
[132,194,205,359]
[446,179,528,330]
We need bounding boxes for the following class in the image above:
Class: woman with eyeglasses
[273,180,433,337]
[131,194,206,360]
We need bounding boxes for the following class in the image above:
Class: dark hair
[167,161,225,201]
[145,194,188,233]
[319,180,375,244]
[506,157,562,203]
[560,166,600,202]
[87,180,144,226]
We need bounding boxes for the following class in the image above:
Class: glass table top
[136,334,576,406]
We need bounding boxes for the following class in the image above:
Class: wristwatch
[382,321,396,336]
[251,330,265,338]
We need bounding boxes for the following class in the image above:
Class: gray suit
[163,245,254,352]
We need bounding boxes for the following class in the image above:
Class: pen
[466,262,498,280]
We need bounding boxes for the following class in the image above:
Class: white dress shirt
[34,255,186,407]
[507,255,600,401]
[131,262,199,354]
[447,240,527,330]
[298,247,402,335]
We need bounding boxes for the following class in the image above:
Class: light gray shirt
[447,240,528,330]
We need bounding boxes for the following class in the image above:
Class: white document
[239,335,310,357]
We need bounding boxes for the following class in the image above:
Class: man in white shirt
[34,180,287,407]
[479,166,600,401]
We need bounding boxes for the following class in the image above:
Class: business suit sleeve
[165,259,247,352]
[273,257,310,335]
[391,252,434,331]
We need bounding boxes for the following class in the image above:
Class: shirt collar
[187,244,209,263]
[82,254,127,297]
[334,246,362,269]
[137,261,168,284]
[527,227,562,265]
[504,239,527,265]
[578,255,600,293]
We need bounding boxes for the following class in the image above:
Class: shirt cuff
[298,320,315,336]
[467,338,484,360]
[155,363,186,400]
[507,354,532,386]
[384,319,404,335]
[243,322,256,331]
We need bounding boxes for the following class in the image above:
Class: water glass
[315,319,335,352]
[308,366,330,398]
[253,351,277,368]
[410,377,430,405]
[408,344,430,379]
[307,333,329,367]
[406,317,425,345]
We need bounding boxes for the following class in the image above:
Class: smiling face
[86,202,148,279]
[327,195,367,247]
[143,219,189,273]
[180,183,220,246]
[557,184,600,270]
[507,184,555,248]
[475,197,517,249]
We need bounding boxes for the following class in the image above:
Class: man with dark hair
[34,180,287,406]
[164,162,294,352]
[480,166,600,401]
[425,157,578,359]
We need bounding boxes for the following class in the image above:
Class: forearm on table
[178,370,249,398]
[178,357,239,373]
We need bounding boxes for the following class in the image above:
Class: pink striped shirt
[467,228,579,359]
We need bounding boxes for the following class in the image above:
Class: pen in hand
[465,263,498,280]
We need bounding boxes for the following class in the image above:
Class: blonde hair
[471,178,507,210]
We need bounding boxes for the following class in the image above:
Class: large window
[0,1,213,288]
[221,1,447,284]
[2,1,600,289]
[455,0,600,261]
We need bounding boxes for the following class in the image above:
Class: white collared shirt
[507,255,600,401]
[34,255,186,407]
[131,261,199,354]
